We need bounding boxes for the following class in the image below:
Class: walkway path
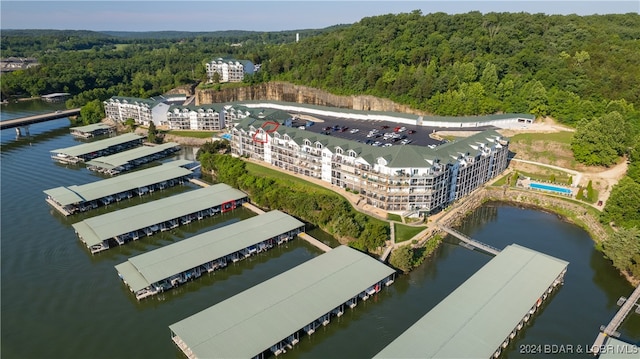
[592,284,640,354]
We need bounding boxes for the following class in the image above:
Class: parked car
[408,130,416,134]
[349,128,360,134]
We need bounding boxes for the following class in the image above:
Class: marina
[72,183,248,254]
[115,210,305,300]
[70,123,116,138]
[43,160,194,216]
[169,245,396,359]
[50,132,143,164]
[85,142,181,175]
[374,244,568,359]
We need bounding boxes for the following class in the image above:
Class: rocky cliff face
[196,82,424,114]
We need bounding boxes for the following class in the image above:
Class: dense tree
[602,226,640,277]
[571,112,632,166]
[79,99,105,125]
[601,176,640,229]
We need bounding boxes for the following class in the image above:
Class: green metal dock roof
[375,244,568,359]
[598,337,640,358]
[43,161,193,206]
[115,210,304,292]
[69,123,114,133]
[72,184,246,246]
[169,245,396,359]
[50,133,143,156]
[85,142,180,170]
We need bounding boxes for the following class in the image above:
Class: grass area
[510,131,574,145]
[387,213,402,222]
[395,223,426,243]
[165,130,217,138]
[114,44,131,51]
[491,173,511,186]
[198,82,250,90]
[516,169,572,185]
[245,162,334,194]
[508,131,578,169]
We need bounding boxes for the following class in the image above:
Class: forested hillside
[264,11,639,124]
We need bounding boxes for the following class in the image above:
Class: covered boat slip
[115,210,305,300]
[50,133,143,163]
[169,245,396,359]
[374,244,569,359]
[70,123,115,138]
[43,161,194,216]
[85,142,181,175]
[72,183,247,254]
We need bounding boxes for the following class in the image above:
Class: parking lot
[288,112,497,149]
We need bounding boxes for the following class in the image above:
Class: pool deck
[518,178,575,197]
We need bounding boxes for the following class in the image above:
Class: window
[304,139,312,146]
[335,147,343,155]
[348,150,357,158]
[316,143,322,149]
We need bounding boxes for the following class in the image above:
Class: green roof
[375,244,568,359]
[169,245,396,358]
[50,133,143,157]
[72,184,246,246]
[598,337,640,359]
[85,142,180,170]
[231,100,534,123]
[115,210,304,292]
[44,161,192,206]
[106,96,161,108]
[69,123,114,133]
[235,117,506,167]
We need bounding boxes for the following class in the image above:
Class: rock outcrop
[196,81,425,115]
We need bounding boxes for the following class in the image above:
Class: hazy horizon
[1,1,638,32]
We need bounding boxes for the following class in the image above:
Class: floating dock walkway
[115,210,305,300]
[70,123,115,138]
[437,223,501,256]
[0,108,80,130]
[375,244,568,359]
[169,245,396,359]
[592,284,640,356]
[44,160,194,216]
[85,142,181,175]
[72,183,247,254]
[50,133,143,164]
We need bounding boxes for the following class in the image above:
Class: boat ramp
[115,210,305,300]
[50,133,143,164]
[85,142,181,175]
[72,183,247,254]
[70,123,115,138]
[169,245,396,359]
[374,244,568,359]
[44,160,194,216]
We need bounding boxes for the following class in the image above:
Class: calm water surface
[1,101,638,358]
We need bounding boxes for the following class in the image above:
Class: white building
[205,58,254,83]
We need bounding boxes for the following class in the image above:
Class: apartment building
[205,58,254,83]
[231,116,509,215]
[104,96,163,126]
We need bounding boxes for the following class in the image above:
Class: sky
[1,1,638,32]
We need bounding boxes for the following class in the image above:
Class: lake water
[1,101,638,358]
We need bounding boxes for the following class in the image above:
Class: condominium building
[165,105,225,131]
[205,58,254,83]
[104,96,168,127]
[231,116,509,215]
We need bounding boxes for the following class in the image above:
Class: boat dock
[437,223,501,256]
[50,133,143,164]
[169,245,396,359]
[115,210,305,300]
[375,244,568,359]
[44,160,194,216]
[72,183,247,254]
[85,142,181,175]
[592,284,640,356]
[70,123,115,138]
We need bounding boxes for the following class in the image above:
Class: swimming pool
[529,182,572,194]
[221,133,232,140]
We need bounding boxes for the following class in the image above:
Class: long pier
[437,224,500,256]
[0,108,81,130]
[592,284,640,354]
